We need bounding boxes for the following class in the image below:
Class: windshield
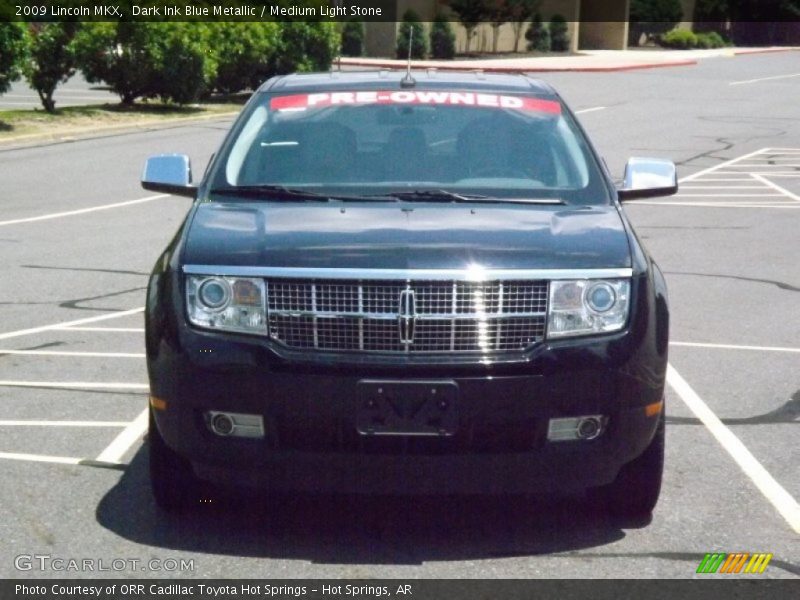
[212,89,611,205]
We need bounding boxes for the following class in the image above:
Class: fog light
[548,415,606,442]
[577,417,602,440]
[210,413,234,436]
[207,411,265,439]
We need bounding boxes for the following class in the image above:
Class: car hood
[182,202,631,270]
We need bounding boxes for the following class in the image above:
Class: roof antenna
[401,25,417,88]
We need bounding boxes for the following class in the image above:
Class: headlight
[187,275,267,333]
[547,279,630,339]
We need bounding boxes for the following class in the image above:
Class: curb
[732,47,800,55]
[339,46,798,74]
[339,58,698,73]
[0,110,239,151]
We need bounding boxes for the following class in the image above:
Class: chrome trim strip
[183,266,633,281]
[268,310,547,320]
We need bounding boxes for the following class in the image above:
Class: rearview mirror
[141,154,196,198]
[618,158,678,201]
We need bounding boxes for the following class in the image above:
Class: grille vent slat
[267,279,547,354]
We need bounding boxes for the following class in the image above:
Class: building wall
[578,0,629,50]
[364,0,635,57]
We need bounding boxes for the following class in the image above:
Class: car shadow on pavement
[96,446,642,565]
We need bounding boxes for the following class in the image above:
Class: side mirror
[618,158,678,201]
[141,154,196,198]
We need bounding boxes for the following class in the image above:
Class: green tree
[628,0,683,46]
[525,13,550,52]
[341,19,365,57]
[0,22,29,95]
[270,22,339,75]
[447,0,493,54]
[430,12,457,59]
[549,14,570,52]
[72,22,162,105]
[209,23,280,93]
[487,0,513,53]
[396,9,427,59]
[507,0,540,52]
[155,23,217,105]
[24,23,79,112]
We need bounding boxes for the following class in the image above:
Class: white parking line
[95,409,148,464]
[679,148,767,183]
[679,186,771,190]
[0,420,130,427]
[53,326,145,333]
[667,365,800,534]
[0,307,143,342]
[0,195,168,227]
[671,341,800,354]
[633,202,800,209]
[0,451,83,466]
[0,381,148,390]
[751,173,800,202]
[730,72,800,85]
[0,350,145,358]
[671,194,784,197]
[575,106,606,115]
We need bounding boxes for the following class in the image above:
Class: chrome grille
[267,279,547,354]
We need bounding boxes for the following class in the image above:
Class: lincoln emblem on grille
[398,287,416,345]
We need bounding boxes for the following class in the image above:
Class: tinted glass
[213,90,611,205]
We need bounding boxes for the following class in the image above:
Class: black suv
[141,71,676,516]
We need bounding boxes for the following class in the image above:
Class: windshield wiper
[387,189,565,205]
[210,185,398,203]
[209,185,333,201]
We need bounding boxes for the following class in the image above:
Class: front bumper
[148,327,665,495]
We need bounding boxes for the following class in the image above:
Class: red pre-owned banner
[270,91,562,114]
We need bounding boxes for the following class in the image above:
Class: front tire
[149,409,203,512]
[589,411,665,518]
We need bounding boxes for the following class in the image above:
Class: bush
[271,22,340,74]
[341,20,365,57]
[658,29,698,49]
[0,22,29,95]
[658,29,728,49]
[156,23,217,105]
[549,14,570,52]
[525,14,550,52]
[629,0,683,46]
[695,31,727,48]
[396,9,427,59]
[430,12,456,59]
[209,23,280,93]
[72,22,162,105]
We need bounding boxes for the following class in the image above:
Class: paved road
[0,73,119,110]
[0,51,798,579]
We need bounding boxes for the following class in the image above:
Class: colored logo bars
[696,552,773,574]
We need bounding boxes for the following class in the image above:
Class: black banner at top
[4,0,800,23]
[3,1,398,22]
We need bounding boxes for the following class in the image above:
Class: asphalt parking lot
[0,51,798,579]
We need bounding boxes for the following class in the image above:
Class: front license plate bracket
[356,380,458,437]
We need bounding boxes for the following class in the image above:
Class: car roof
[259,70,557,97]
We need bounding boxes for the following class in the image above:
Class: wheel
[588,411,665,518]
[148,408,203,512]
